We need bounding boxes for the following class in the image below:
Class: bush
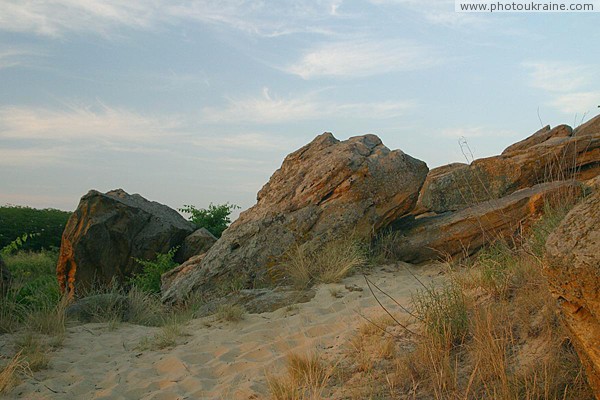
[130,248,179,294]
[0,206,71,252]
[179,203,239,238]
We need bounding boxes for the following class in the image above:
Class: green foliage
[2,250,60,309]
[179,203,239,238]
[0,206,71,252]
[1,233,40,256]
[1,250,60,333]
[130,248,179,294]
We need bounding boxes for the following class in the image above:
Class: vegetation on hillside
[0,206,71,252]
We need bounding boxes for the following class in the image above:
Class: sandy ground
[2,262,444,400]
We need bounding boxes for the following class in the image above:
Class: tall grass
[266,353,333,400]
[279,236,366,289]
[333,200,593,399]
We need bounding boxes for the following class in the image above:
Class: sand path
[4,262,443,400]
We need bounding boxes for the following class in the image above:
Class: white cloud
[0,0,343,38]
[0,47,41,69]
[549,92,600,115]
[0,0,159,37]
[0,103,181,141]
[0,147,69,166]
[286,39,439,79]
[523,61,599,115]
[440,126,517,138]
[368,0,486,28]
[523,61,592,92]
[202,88,415,123]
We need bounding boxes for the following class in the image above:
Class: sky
[0,1,599,218]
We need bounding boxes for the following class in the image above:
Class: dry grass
[280,236,366,289]
[266,353,333,400]
[0,351,30,395]
[215,303,245,322]
[137,317,188,351]
[332,215,593,399]
[25,295,68,337]
[15,334,51,372]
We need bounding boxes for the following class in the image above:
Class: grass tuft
[280,236,366,289]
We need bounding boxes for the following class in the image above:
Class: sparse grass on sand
[322,200,594,399]
[137,316,190,351]
[266,353,334,400]
[0,351,30,395]
[280,236,367,289]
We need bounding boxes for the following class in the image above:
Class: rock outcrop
[175,228,217,263]
[545,189,600,397]
[391,180,580,263]
[415,118,600,215]
[162,133,428,304]
[57,189,195,296]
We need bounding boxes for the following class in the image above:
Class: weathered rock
[0,255,10,296]
[162,133,428,304]
[66,293,129,323]
[161,253,206,295]
[574,113,600,137]
[390,180,580,263]
[416,122,600,214]
[545,189,600,397]
[57,189,195,296]
[175,228,217,263]
[501,124,571,155]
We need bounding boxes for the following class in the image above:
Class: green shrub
[0,206,71,252]
[130,248,179,294]
[179,203,239,238]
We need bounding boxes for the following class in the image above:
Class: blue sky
[0,1,599,216]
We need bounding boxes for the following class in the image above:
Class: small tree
[179,203,239,238]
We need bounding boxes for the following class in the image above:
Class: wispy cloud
[0,47,42,69]
[0,147,69,166]
[523,61,592,92]
[368,0,486,28]
[549,92,600,115]
[440,126,517,138]
[0,103,182,141]
[0,0,343,38]
[202,87,416,123]
[0,1,160,37]
[523,61,599,115]
[286,39,440,79]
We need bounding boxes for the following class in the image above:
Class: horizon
[1,1,599,215]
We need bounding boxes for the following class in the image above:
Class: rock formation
[391,180,581,263]
[414,119,599,215]
[162,133,428,304]
[57,189,195,296]
[174,228,217,263]
[545,188,600,397]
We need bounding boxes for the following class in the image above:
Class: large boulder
[162,133,428,304]
[545,189,600,397]
[174,228,217,263]
[415,118,600,214]
[57,189,195,296]
[390,180,580,263]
